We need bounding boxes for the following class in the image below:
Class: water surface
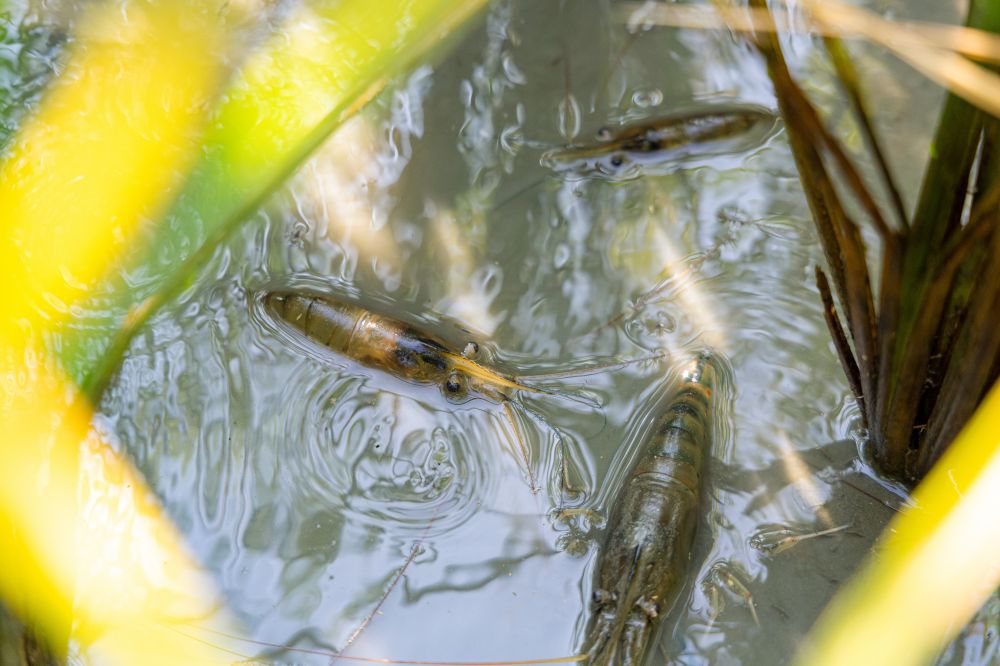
[59,0,997,664]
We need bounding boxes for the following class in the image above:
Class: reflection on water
[0,8,65,147]
[84,0,996,665]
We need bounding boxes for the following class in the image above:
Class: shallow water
[5,0,992,664]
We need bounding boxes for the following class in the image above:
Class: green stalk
[884,0,1000,479]
[750,0,878,429]
[918,113,1000,473]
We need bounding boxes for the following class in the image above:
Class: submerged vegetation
[0,1,997,665]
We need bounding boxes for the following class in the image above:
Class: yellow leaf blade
[798,382,1000,665]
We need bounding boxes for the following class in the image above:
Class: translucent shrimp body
[263,291,537,399]
[584,353,715,665]
[540,105,777,178]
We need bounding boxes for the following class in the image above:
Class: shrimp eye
[593,589,614,605]
[445,374,463,394]
[596,126,612,141]
[609,153,625,168]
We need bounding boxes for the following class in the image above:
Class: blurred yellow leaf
[0,0,233,330]
[0,0,240,663]
[0,0,491,663]
[798,381,1000,665]
[59,0,491,398]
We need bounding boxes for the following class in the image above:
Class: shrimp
[263,291,540,401]
[539,105,777,178]
[583,352,715,665]
[703,561,760,629]
[749,523,852,557]
[263,291,569,492]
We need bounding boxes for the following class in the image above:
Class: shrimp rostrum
[584,352,715,665]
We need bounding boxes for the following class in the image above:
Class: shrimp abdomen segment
[264,292,454,384]
[264,292,361,353]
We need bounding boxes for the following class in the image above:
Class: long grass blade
[940,177,1000,268]
[0,3,246,661]
[780,80,893,240]
[803,0,1000,120]
[920,279,1000,472]
[883,0,1000,478]
[815,267,864,412]
[749,5,879,422]
[625,0,1000,120]
[620,2,1000,64]
[873,234,903,429]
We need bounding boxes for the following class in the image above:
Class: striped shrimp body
[539,105,776,178]
[584,353,715,665]
[264,292,537,401]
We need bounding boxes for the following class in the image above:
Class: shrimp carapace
[584,352,716,665]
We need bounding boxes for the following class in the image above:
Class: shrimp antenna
[513,350,669,414]
[515,398,602,493]
[442,352,555,396]
[518,350,668,382]
[174,624,585,665]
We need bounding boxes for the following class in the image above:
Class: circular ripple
[276,361,494,538]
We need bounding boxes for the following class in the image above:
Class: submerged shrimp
[749,523,853,557]
[584,352,715,665]
[262,291,637,493]
[703,561,760,629]
[263,291,539,401]
[539,104,777,179]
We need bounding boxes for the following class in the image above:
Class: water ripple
[275,362,494,539]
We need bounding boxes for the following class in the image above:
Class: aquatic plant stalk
[741,0,1000,663]
[750,0,1000,481]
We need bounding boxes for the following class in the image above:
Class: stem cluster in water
[750,0,1000,484]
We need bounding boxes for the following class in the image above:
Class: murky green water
[4,0,996,664]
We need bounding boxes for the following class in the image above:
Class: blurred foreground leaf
[0,2,240,662]
[0,0,488,662]
[797,382,1000,665]
[63,0,490,399]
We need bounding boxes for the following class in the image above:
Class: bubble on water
[553,243,571,270]
[632,87,663,108]
[500,124,523,154]
[558,93,582,141]
[474,264,504,300]
[647,309,677,335]
[501,52,526,85]
[287,218,309,247]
